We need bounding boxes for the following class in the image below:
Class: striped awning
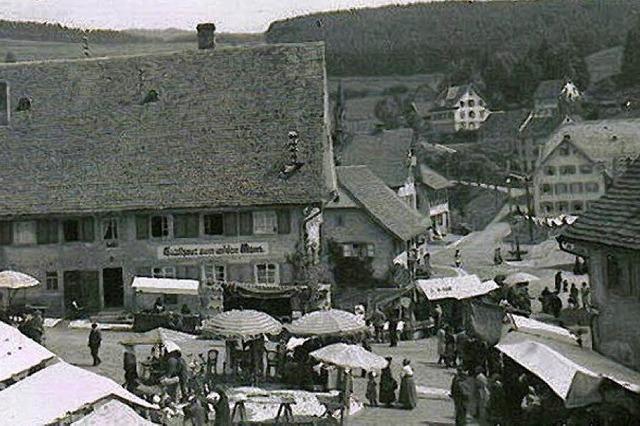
[285,309,367,337]
[201,309,282,339]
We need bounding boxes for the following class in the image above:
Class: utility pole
[525,176,534,243]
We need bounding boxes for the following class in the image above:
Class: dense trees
[620,16,640,87]
[0,20,150,44]
[267,1,635,80]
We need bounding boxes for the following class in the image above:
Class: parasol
[503,272,540,286]
[201,309,282,340]
[0,271,40,305]
[310,343,387,371]
[285,309,367,337]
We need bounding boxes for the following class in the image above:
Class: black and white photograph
[0,0,639,424]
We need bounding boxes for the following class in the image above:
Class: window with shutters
[176,265,200,279]
[204,214,224,236]
[253,211,277,235]
[152,266,176,279]
[341,243,375,258]
[203,264,226,282]
[45,271,59,291]
[150,215,170,238]
[255,263,279,285]
[554,183,568,194]
[173,213,199,238]
[585,182,600,193]
[0,222,12,245]
[570,183,584,194]
[102,218,118,242]
[62,217,94,242]
[15,221,36,245]
[37,220,60,244]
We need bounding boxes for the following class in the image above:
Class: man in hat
[88,323,102,366]
[379,356,398,407]
[165,341,189,401]
[123,345,138,392]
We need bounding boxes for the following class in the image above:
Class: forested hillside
[0,20,151,44]
[266,0,636,78]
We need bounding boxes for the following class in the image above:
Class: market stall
[0,320,56,385]
[0,271,42,322]
[416,275,499,329]
[131,277,202,332]
[0,361,156,425]
[71,400,157,426]
[285,309,367,338]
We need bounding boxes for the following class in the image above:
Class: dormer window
[16,97,31,112]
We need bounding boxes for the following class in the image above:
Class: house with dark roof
[340,129,453,233]
[559,157,640,371]
[427,84,491,133]
[532,119,640,218]
[515,113,577,173]
[477,108,529,152]
[533,79,582,117]
[324,166,430,280]
[0,25,335,314]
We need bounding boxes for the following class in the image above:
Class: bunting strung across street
[514,206,578,229]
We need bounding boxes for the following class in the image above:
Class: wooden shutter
[223,213,237,236]
[0,222,11,245]
[136,215,149,240]
[81,217,95,242]
[239,212,253,236]
[277,210,291,234]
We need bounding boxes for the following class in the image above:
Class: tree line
[266,0,635,83]
[0,20,151,44]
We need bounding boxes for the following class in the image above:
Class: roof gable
[334,166,430,241]
[0,43,333,216]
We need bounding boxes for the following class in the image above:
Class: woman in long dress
[379,357,398,407]
[398,359,418,409]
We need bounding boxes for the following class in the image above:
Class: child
[366,371,378,407]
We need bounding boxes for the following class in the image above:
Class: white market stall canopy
[508,314,579,345]
[132,277,199,296]
[0,321,56,383]
[0,361,156,425]
[416,275,498,301]
[0,271,40,290]
[72,400,157,426]
[497,332,640,408]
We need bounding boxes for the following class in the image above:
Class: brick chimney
[196,23,216,50]
[0,82,9,126]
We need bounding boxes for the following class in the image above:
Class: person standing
[371,306,386,343]
[444,326,457,368]
[562,279,569,293]
[486,374,506,425]
[398,359,417,410]
[554,271,562,293]
[569,283,579,309]
[436,327,447,365]
[433,303,443,331]
[366,371,378,407]
[379,357,398,407]
[212,387,231,426]
[451,367,468,425]
[388,307,399,348]
[475,366,490,424]
[123,345,138,392]
[580,282,590,310]
[88,323,102,366]
[455,250,462,268]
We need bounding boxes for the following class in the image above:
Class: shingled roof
[538,119,640,177]
[0,43,334,217]
[418,164,452,191]
[479,109,529,147]
[434,84,482,109]
[340,129,413,188]
[332,166,430,241]
[561,157,640,250]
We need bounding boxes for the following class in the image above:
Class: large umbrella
[0,271,40,305]
[285,309,367,337]
[504,272,540,286]
[201,309,282,340]
[310,343,387,371]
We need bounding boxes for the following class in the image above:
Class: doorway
[103,267,124,308]
[63,270,100,313]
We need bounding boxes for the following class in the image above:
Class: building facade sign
[158,242,269,259]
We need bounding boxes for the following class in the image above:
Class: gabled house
[339,128,452,233]
[533,119,640,217]
[323,166,431,280]
[533,79,581,117]
[0,26,335,314]
[515,113,577,173]
[559,157,640,371]
[428,84,491,133]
